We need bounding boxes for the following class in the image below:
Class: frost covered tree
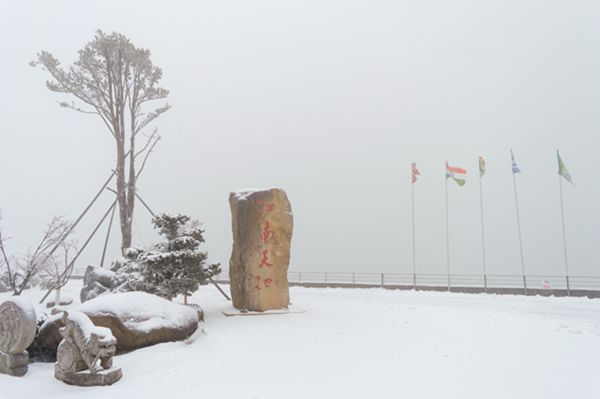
[31,30,171,253]
[124,214,220,303]
[40,241,77,307]
[0,216,72,296]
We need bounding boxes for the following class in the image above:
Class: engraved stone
[0,297,37,377]
[229,188,293,311]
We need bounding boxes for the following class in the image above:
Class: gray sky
[1,0,600,282]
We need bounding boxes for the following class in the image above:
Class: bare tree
[41,240,77,307]
[31,30,170,253]
[0,216,72,296]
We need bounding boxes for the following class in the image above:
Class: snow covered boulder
[37,292,199,354]
[80,265,121,302]
[229,188,293,311]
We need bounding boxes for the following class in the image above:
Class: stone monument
[229,188,293,311]
[0,297,37,376]
[54,311,122,386]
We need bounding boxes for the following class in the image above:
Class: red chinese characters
[256,200,276,214]
[259,250,273,267]
[261,221,274,244]
[254,199,277,290]
[255,275,262,290]
[255,275,274,290]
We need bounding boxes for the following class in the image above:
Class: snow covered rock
[37,292,199,354]
[80,265,120,302]
[229,188,293,311]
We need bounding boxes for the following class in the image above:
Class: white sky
[1,0,599,280]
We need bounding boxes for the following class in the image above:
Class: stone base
[55,365,122,386]
[0,350,29,377]
[221,306,305,317]
[46,297,74,308]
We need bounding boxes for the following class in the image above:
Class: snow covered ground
[1,280,599,399]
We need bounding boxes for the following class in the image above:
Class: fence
[282,271,600,298]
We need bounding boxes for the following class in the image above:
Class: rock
[80,265,119,303]
[229,188,293,311]
[55,311,122,386]
[0,297,37,376]
[37,292,199,354]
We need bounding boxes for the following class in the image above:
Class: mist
[1,0,599,280]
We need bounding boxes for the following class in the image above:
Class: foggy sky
[1,0,600,282]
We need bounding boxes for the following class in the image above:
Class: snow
[75,292,198,333]
[1,281,599,399]
[63,310,115,345]
[4,296,37,326]
[89,267,116,280]
[231,188,275,201]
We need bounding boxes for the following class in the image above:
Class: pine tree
[135,213,220,302]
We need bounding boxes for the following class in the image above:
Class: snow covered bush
[115,213,220,302]
[112,247,159,294]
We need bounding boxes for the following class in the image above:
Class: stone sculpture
[229,188,293,311]
[0,298,37,376]
[55,311,122,386]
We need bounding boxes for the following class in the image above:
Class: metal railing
[283,271,600,297]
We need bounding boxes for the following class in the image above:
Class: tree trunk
[126,119,136,249]
[116,139,132,254]
[55,286,61,307]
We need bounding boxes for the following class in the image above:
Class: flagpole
[479,168,487,293]
[445,170,451,291]
[411,178,417,290]
[512,167,527,294]
[558,171,570,295]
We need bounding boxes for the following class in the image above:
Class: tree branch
[135,134,160,182]
[134,129,158,159]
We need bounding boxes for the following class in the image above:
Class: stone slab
[55,366,123,386]
[221,307,305,317]
[0,351,28,377]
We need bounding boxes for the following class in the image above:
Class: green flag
[557,151,573,185]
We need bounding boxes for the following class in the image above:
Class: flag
[411,162,420,184]
[510,149,521,174]
[478,156,486,177]
[446,161,467,186]
[557,150,573,185]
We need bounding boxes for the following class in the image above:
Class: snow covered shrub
[111,247,159,294]
[117,213,220,302]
